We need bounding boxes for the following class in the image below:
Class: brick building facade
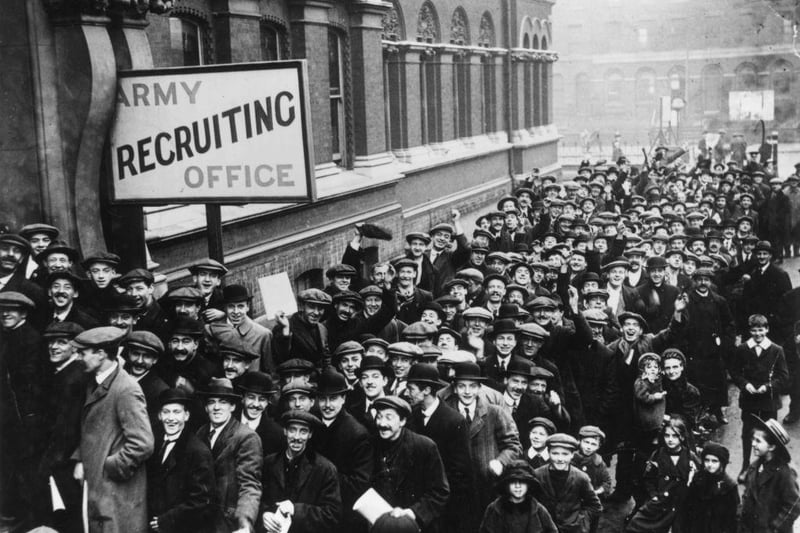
[552,0,800,148]
[2,0,561,314]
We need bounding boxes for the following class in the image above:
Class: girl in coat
[631,352,666,507]
[479,459,558,533]
[625,416,698,533]
[740,416,800,533]
[681,441,738,533]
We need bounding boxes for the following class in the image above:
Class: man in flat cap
[0,234,48,329]
[33,322,87,531]
[124,330,170,423]
[636,256,681,333]
[47,270,100,330]
[427,210,471,296]
[19,223,59,279]
[119,268,172,343]
[81,251,122,319]
[71,326,154,533]
[325,287,396,351]
[188,258,228,323]
[260,410,341,533]
[359,285,407,343]
[206,285,275,376]
[147,388,215,533]
[372,396,450,533]
[393,258,434,325]
[157,318,217,396]
[312,368,373,533]
[165,286,205,322]
[274,289,331,371]
[196,378,262,533]
[403,232,438,293]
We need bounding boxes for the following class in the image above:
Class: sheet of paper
[258,272,297,320]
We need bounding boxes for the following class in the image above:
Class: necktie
[512,401,518,414]
[464,408,472,425]
[207,428,217,448]
[160,438,177,463]
[500,360,507,374]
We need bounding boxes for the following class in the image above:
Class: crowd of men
[2,145,800,533]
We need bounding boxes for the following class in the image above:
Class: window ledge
[391,133,512,171]
[511,125,561,148]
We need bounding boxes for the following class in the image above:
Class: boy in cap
[19,223,59,279]
[274,289,332,371]
[573,426,611,503]
[147,388,215,533]
[371,396,450,533]
[80,251,122,318]
[188,258,228,322]
[428,210,471,296]
[525,417,556,470]
[478,460,558,533]
[532,434,602,533]
[197,378,262,532]
[119,268,173,343]
[403,232,438,293]
[260,410,341,533]
[71,327,155,533]
[393,258,434,325]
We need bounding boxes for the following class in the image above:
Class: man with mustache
[46,270,99,330]
[123,330,169,423]
[165,287,204,321]
[371,396,449,533]
[105,293,143,334]
[482,274,507,318]
[0,234,47,330]
[220,346,259,387]
[273,289,331,371]
[312,368,373,533]
[157,318,216,395]
[260,410,341,533]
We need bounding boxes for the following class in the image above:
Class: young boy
[572,426,612,533]
[526,417,556,469]
[740,416,800,533]
[532,433,602,532]
[479,459,558,533]
[729,314,789,478]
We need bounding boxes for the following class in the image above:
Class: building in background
[2,0,560,314]
[552,0,800,152]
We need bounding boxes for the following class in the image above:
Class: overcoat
[740,458,800,533]
[73,364,154,533]
[681,471,739,533]
[532,465,602,533]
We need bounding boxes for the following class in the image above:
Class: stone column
[349,0,393,170]
[438,49,454,143]
[402,47,423,150]
[288,0,333,165]
[210,0,262,63]
[469,52,483,137]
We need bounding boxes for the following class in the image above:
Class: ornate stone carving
[478,12,495,47]
[43,0,172,20]
[382,5,402,41]
[417,2,439,43]
[450,8,468,45]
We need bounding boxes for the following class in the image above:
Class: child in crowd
[526,416,556,469]
[572,426,612,533]
[533,433,602,533]
[739,416,800,533]
[479,459,558,533]
[626,416,699,533]
[631,352,667,506]
[682,441,739,533]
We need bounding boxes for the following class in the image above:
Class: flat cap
[430,223,455,235]
[298,288,332,306]
[393,258,419,272]
[117,268,154,286]
[43,321,84,339]
[281,409,322,429]
[325,264,357,279]
[373,396,411,418]
[528,416,556,434]
[281,379,317,397]
[19,223,59,240]
[387,341,424,359]
[125,330,164,355]
[277,358,316,375]
[401,321,437,340]
[333,340,365,358]
[104,294,143,314]
[578,425,606,441]
[546,433,580,451]
[405,232,431,245]
[219,344,259,361]
[359,285,383,298]
[0,291,34,309]
[456,268,484,283]
[526,296,557,310]
[81,251,121,269]
[167,286,204,302]
[188,258,228,275]
[0,234,30,251]
[582,309,608,324]
[72,326,127,349]
[462,307,493,322]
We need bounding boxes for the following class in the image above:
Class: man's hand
[203,308,226,322]
[451,208,460,221]
[488,459,503,476]
[275,311,290,334]
[674,293,688,313]
[276,500,295,517]
[745,383,758,394]
[548,390,561,406]
[149,517,160,531]
[757,385,768,394]
[568,286,579,314]
[390,508,416,521]
[73,462,84,483]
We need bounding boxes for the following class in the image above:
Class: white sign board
[109,61,316,204]
[257,271,297,321]
[729,90,775,121]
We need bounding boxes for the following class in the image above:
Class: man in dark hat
[31,240,80,289]
[71,326,154,533]
[273,289,331,371]
[207,284,275,375]
[312,368,373,533]
[220,346,261,386]
[406,363,473,533]
[346,355,390,429]
[46,270,99,330]
[81,251,122,319]
[482,318,525,389]
[636,256,681,333]
[147,388,215,533]
[188,258,228,323]
[359,285,407,343]
[119,268,172,343]
[34,321,87,532]
[371,396,450,533]
[157,318,217,395]
[260,410,341,533]
[236,372,283,455]
[323,263,358,298]
[19,223,60,279]
[105,293,144,334]
[325,287,396,351]
[0,233,48,329]
[502,359,561,448]
[196,378,262,532]
[124,330,170,422]
[738,241,792,337]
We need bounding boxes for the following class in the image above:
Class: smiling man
[188,258,228,323]
[0,234,47,329]
[119,268,172,343]
[157,318,216,394]
[260,410,341,533]
[237,371,283,456]
[47,270,99,330]
[123,330,169,422]
[273,289,331,371]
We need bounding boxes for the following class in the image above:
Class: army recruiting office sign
[109,61,316,204]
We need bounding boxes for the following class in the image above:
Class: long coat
[636,281,680,334]
[739,263,792,333]
[259,449,342,533]
[740,458,800,533]
[372,428,450,532]
[532,465,602,533]
[197,418,263,532]
[147,429,216,533]
[74,364,154,533]
[479,496,558,533]
[682,471,739,533]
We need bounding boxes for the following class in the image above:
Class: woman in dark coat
[682,442,738,533]
[625,416,699,533]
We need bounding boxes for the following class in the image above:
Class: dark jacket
[372,428,450,532]
[135,370,170,422]
[147,429,216,533]
[479,495,558,533]
[740,458,800,533]
[324,288,396,350]
[404,252,438,294]
[273,313,330,371]
[1,269,49,330]
[47,304,101,330]
[571,452,612,497]
[532,465,602,533]
[429,233,471,297]
[663,376,701,428]
[636,281,680,334]
[682,471,739,533]
[259,449,342,533]
[730,339,789,412]
[396,287,434,325]
[135,300,173,344]
[571,339,619,430]
[739,263,792,332]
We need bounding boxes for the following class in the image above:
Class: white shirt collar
[241,413,261,430]
[746,337,772,351]
[503,392,518,408]
[95,361,118,385]
[55,355,79,373]
[0,272,13,288]
[421,397,440,419]
[53,303,73,322]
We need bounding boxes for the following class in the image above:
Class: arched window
[541,36,548,50]
[261,23,286,61]
[576,73,591,115]
[532,35,539,50]
[605,69,624,105]
[701,64,723,113]
[478,12,495,47]
[328,29,347,165]
[634,68,656,119]
[168,16,206,66]
[540,37,549,125]
[382,2,406,150]
[417,1,440,43]
[450,7,469,45]
[772,59,796,121]
[451,8,471,138]
[418,2,442,144]
[734,62,759,91]
[522,34,530,49]
[479,12,497,133]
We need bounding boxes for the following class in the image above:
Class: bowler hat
[505,359,536,378]
[238,371,278,395]
[359,355,390,376]
[406,363,447,389]
[373,396,411,418]
[452,361,486,382]
[37,241,80,264]
[158,388,194,408]
[646,256,668,269]
[170,317,205,338]
[316,368,349,396]
[498,303,529,320]
[104,294,143,314]
[43,321,84,339]
[222,284,251,303]
[489,319,519,338]
[198,377,241,401]
[125,330,164,355]
[281,409,322,429]
[188,258,228,275]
